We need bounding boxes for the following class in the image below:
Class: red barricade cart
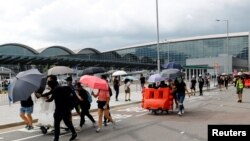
[141,87,173,115]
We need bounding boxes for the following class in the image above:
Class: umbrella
[122,76,138,81]
[161,62,182,70]
[80,75,108,90]
[48,66,73,75]
[81,67,106,75]
[8,69,44,103]
[112,70,127,76]
[147,73,164,83]
[161,69,183,79]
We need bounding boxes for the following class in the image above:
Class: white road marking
[11,134,44,141]
[0,137,4,140]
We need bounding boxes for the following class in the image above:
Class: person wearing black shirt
[140,74,146,89]
[75,82,95,129]
[113,76,120,101]
[174,77,190,116]
[46,78,77,141]
[20,96,34,130]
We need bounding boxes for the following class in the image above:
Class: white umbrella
[8,69,44,103]
[122,76,138,81]
[147,73,164,83]
[48,66,73,75]
[112,70,127,76]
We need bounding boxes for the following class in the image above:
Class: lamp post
[156,0,160,73]
[216,19,229,74]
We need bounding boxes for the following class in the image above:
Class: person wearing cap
[65,76,81,116]
[198,74,204,96]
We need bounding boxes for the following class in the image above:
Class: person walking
[174,77,190,116]
[236,76,244,103]
[190,76,197,96]
[124,78,131,101]
[19,96,34,130]
[46,76,77,141]
[224,76,229,89]
[75,82,95,130]
[198,74,204,96]
[91,82,115,133]
[65,76,81,115]
[113,76,120,101]
[101,75,113,127]
[140,74,146,90]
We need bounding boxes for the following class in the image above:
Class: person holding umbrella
[113,76,120,101]
[46,76,77,141]
[19,96,34,130]
[91,78,115,133]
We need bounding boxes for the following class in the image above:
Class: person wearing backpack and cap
[65,76,81,116]
[75,82,96,130]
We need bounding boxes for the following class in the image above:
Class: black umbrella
[81,67,106,75]
[161,62,182,70]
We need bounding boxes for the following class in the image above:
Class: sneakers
[103,121,107,126]
[27,126,33,130]
[92,122,96,127]
[96,128,101,133]
[177,111,182,116]
[69,133,77,141]
[181,109,185,114]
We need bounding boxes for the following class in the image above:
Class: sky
[0,0,250,52]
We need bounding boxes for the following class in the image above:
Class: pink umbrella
[80,75,108,90]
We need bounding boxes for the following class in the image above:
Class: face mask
[48,80,57,88]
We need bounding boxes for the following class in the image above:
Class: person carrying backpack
[75,82,96,130]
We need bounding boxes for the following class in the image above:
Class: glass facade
[102,35,249,66]
[0,33,249,72]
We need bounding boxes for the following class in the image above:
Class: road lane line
[11,134,44,141]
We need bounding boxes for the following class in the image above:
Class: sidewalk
[0,85,143,129]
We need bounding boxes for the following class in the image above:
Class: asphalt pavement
[0,81,219,130]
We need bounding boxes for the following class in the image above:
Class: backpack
[84,89,92,103]
[108,86,112,97]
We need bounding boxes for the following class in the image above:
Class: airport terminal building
[0,32,249,77]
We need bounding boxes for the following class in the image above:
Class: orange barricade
[244,79,250,88]
[142,87,173,112]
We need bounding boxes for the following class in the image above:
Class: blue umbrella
[161,62,182,70]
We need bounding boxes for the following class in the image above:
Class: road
[0,86,250,141]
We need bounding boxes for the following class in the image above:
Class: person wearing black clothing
[65,76,81,115]
[75,82,95,129]
[158,81,168,88]
[140,74,146,89]
[20,96,34,130]
[174,77,190,116]
[198,75,204,96]
[46,79,77,141]
[113,76,120,101]
[190,76,197,95]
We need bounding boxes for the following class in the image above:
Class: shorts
[125,87,130,93]
[237,88,243,94]
[97,101,107,110]
[20,106,33,114]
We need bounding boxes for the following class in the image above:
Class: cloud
[0,0,250,52]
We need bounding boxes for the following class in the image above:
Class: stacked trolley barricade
[142,88,173,115]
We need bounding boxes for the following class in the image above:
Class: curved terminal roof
[39,46,75,56]
[77,48,101,54]
[0,43,38,55]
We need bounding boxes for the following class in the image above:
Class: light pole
[216,19,229,74]
[156,0,160,73]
